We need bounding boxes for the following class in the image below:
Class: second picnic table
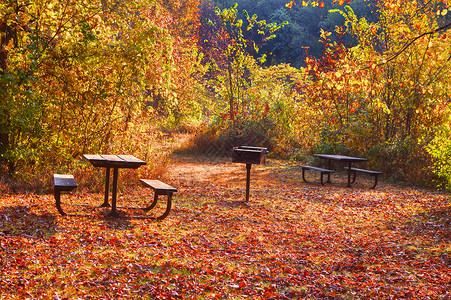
[313,154,367,187]
[83,154,147,217]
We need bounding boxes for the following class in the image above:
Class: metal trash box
[232,146,269,202]
[232,146,268,165]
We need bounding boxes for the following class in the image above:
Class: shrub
[426,122,451,190]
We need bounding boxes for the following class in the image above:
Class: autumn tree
[298,0,451,185]
[0,0,202,183]
[202,4,287,122]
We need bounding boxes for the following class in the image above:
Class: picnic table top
[83,154,147,169]
[314,154,367,162]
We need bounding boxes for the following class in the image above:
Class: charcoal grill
[232,146,269,201]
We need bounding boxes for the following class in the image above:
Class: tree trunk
[0,20,12,170]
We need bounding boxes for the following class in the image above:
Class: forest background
[1,0,451,192]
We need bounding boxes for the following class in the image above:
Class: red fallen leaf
[328,292,339,297]
[264,287,277,298]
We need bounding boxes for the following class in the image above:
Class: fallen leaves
[0,155,450,298]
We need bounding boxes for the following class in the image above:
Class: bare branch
[385,21,451,63]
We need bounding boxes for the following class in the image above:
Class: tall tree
[299,0,451,183]
[0,0,202,176]
[201,3,287,122]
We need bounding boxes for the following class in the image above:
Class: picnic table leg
[54,189,67,216]
[350,169,357,184]
[326,159,332,183]
[157,192,173,220]
[108,167,119,217]
[245,163,251,202]
[301,167,309,183]
[100,167,111,207]
[371,174,379,189]
[347,162,352,187]
[143,193,159,212]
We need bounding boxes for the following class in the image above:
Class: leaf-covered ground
[1,154,450,299]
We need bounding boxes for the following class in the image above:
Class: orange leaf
[285,1,293,9]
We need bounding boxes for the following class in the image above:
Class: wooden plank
[117,155,147,165]
[301,166,334,173]
[83,154,105,161]
[101,155,123,162]
[140,179,177,192]
[54,174,77,190]
[83,154,112,167]
[314,154,367,162]
[84,154,146,168]
[345,167,382,175]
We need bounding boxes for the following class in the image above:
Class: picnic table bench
[140,179,177,220]
[344,167,382,189]
[301,165,335,186]
[53,174,78,216]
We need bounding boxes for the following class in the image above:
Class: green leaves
[203,3,288,124]
[79,20,97,44]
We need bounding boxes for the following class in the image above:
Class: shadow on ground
[0,205,57,239]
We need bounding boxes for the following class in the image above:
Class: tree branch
[385,21,451,63]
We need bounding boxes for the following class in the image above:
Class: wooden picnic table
[83,154,147,217]
[314,154,367,187]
